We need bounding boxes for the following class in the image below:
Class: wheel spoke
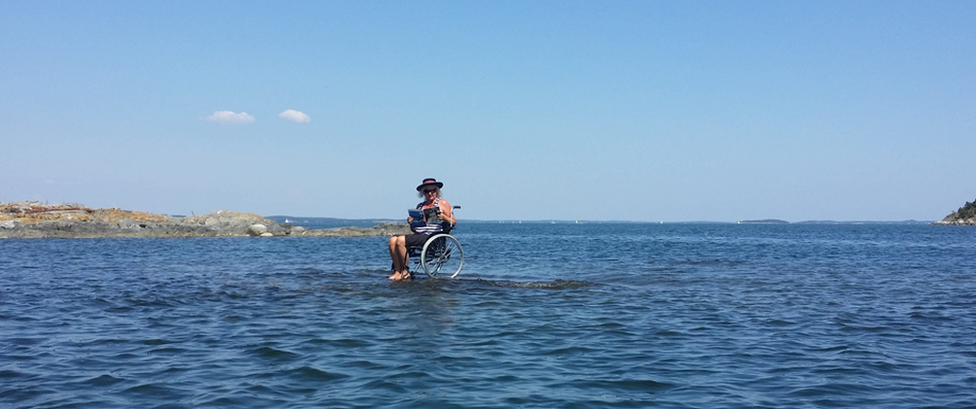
[420,234,464,278]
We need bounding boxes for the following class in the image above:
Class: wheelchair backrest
[442,205,460,234]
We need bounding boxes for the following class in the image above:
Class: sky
[1,1,974,222]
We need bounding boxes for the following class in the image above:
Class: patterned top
[413,198,445,235]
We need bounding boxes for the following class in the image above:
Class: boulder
[249,224,268,236]
[182,210,282,236]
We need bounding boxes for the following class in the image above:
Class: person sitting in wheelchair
[388,178,456,281]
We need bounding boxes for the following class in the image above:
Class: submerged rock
[296,222,411,237]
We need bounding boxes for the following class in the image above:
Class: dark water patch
[7,337,45,346]
[311,338,374,348]
[0,369,27,380]
[141,338,174,346]
[194,396,251,407]
[357,378,411,394]
[561,378,676,394]
[248,346,300,360]
[148,346,186,355]
[336,359,390,372]
[122,382,183,398]
[543,345,599,356]
[461,278,597,289]
[282,365,348,381]
[83,374,126,387]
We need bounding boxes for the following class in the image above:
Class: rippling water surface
[2,223,975,408]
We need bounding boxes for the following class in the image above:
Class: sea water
[1,223,974,408]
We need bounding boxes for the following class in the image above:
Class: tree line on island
[955,199,976,219]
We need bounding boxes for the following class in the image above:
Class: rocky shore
[933,198,976,226]
[0,201,410,239]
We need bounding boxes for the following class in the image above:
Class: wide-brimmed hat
[416,178,444,191]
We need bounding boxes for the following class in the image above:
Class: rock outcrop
[293,222,412,237]
[934,198,976,225]
[0,201,410,238]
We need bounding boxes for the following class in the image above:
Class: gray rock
[117,220,142,230]
[0,202,410,238]
[182,210,279,236]
[249,224,268,236]
[301,222,411,237]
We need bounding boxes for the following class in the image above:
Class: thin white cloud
[279,109,311,123]
[206,111,255,125]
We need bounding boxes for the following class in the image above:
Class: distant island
[795,220,931,225]
[0,201,409,239]
[737,219,789,224]
[736,219,936,225]
[934,198,976,225]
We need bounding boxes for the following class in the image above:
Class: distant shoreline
[1,201,409,239]
[2,201,954,240]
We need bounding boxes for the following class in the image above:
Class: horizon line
[263,215,936,224]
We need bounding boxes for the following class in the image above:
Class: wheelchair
[407,206,464,278]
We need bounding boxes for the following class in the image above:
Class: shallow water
[2,224,975,408]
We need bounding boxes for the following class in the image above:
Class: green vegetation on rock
[935,197,976,225]
[956,199,976,220]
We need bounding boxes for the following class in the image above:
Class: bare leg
[388,235,410,280]
[388,236,401,279]
[395,236,411,280]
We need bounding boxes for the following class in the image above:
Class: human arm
[438,200,455,227]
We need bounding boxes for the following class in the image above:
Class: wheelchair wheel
[420,234,464,278]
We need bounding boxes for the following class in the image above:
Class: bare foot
[389,270,412,281]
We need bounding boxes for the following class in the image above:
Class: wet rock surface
[0,202,409,238]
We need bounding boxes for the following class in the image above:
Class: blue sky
[2,1,973,222]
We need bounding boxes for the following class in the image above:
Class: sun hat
[416,178,444,191]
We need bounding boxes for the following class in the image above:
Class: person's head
[416,178,443,199]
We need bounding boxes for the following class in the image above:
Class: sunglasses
[423,188,438,194]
